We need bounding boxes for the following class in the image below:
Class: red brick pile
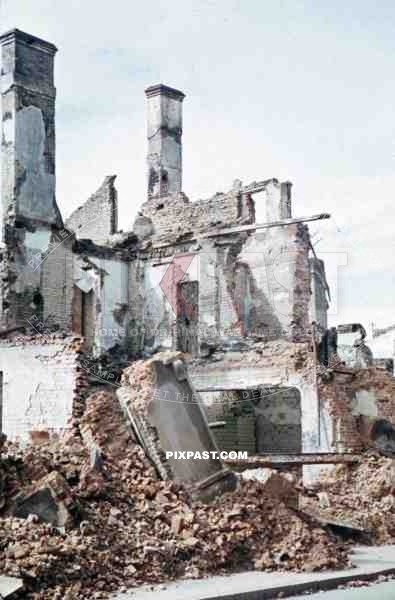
[0,391,349,599]
[302,454,395,543]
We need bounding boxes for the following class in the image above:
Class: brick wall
[66,176,118,245]
[139,188,254,244]
[0,336,87,441]
[41,231,75,331]
[203,386,303,455]
[319,367,395,452]
[204,391,256,454]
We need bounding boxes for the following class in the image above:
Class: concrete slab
[111,546,395,600]
[0,575,24,597]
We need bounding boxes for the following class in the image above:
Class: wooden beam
[203,213,331,239]
[224,453,360,468]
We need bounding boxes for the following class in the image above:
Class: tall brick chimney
[145,84,185,198]
[0,29,62,234]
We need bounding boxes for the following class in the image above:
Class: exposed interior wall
[41,231,75,331]
[177,279,199,354]
[72,254,129,354]
[202,386,302,455]
[135,219,313,355]
[141,260,174,352]
[264,180,292,221]
[189,340,321,453]
[233,224,311,340]
[66,176,118,245]
[255,387,302,453]
[0,226,74,332]
[0,336,86,441]
[203,391,256,454]
[367,326,395,375]
[196,223,312,346]
[335,323,373,368]
[319,367,395,452]
[127,258,145,353]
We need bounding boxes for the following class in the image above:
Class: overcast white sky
[1,0,395,329]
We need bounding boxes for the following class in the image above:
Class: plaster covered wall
[0,336,85,441]
[142,260,179,352]
[0,31,63,330]
[14,105,56,222]
[90,256,129,352]
[72,254,129,354]
[234,224,311,339]
[367,326,395,375]
[0,31,61,229]
[197,223,312,346]
[0,226,75,333]
[132,218,312,355]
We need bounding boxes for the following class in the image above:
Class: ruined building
[0,29,394,481]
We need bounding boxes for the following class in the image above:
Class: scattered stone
[12,471,77,529]
[0,391,349,599]
[242,468,299,509]
[301,453,395,543]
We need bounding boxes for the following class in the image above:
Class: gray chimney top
[145,83,185,101]
[0,28,58,54]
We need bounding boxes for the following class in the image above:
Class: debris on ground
[0,574,24,598]
[0,391,349,599]
[12,471,78,529]
[301,453,395,544]
[241,468,299,509]
[118,353,238,500]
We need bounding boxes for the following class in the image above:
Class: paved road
[112,546,395,599]
[289,581,395,599]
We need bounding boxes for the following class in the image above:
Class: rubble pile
[0,391,349,599]
[302,454,395,543]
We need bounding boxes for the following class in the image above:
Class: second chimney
[145,84,185,198]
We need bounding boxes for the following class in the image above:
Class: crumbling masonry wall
[66,176,118,245]
[133,219,312,354]
[0,30,61,228]
[0,336,87,441]
[41,232,75,331]
[0,30,63,330]
[319,367,395,453]
[138,185,255,244]
[189,340,321,453]
[71,250,130,354]
[309,257,329,330]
